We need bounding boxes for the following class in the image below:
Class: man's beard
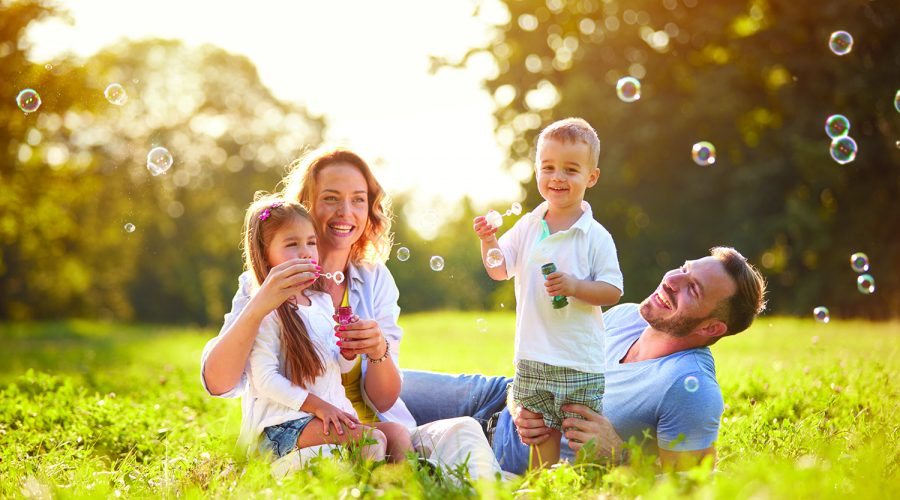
[639,298,704,338]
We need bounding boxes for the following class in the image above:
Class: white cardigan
[203,261,416,429]
[238,291,356,451]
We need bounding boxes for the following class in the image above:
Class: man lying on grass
[400,246,767,473]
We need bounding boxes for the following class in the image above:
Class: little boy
[473,117,623,468]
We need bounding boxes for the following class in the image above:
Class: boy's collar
[532,201,594,233]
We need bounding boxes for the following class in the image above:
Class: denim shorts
[260,416,315,458]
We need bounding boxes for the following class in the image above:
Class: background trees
[2,0,898,322]
[467,0,899,318]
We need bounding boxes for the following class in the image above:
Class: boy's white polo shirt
[498,200,623,373]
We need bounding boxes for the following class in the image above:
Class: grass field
[1,311,899,498]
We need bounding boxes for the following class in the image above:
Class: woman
[201,147,500,478]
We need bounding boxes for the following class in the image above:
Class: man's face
[639,256,737,337]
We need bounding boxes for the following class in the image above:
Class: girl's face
[313,163,369,253]
[265,216,318,269]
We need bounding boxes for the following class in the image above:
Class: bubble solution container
[540,263,569,309]
[336,306,353,326]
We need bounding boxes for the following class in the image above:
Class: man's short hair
[536,117,601,168]
[710,246,767,337]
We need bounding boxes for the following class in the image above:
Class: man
[400,246,766,473]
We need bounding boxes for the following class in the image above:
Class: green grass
[1,313,898,498]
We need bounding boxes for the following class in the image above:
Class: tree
[0,1,324,322]
[461,0,900,317]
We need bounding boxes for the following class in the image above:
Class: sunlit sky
[27,0,527,233]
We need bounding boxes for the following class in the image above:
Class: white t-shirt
[498,200,623,373]
[238,291,356,450]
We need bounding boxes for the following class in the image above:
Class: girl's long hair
[242,194,324,388]
[281,147,393,265]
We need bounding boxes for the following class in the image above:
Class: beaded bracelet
[368,340,391,364]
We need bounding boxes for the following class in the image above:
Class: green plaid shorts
[511,359,604,431]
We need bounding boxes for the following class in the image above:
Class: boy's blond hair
[536,117,601,168]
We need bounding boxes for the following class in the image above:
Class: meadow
[1,311,898,499]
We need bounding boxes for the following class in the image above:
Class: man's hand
[560,404,624,459]
[512,405,551,445]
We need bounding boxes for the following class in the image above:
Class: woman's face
[313,163,369,254]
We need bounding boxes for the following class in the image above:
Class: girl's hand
[543,270,579,298]
[253,258,320,313]
[334,316,389,360]
[473,216,498,242]
[312,401,359,436]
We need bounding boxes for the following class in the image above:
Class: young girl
[237,195,413,463]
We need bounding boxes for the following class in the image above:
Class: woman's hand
[252,258,320,313]
[334,315,388,360]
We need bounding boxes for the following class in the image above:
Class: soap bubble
[829,136,857,164]
[849,252,869,273]
[510,202,523,215]
[683,376,699,393]
[813,306,830,324]
[486,248,504,268]
[104,83,128,106]
[124,223,136,233]
[430,256,445,272]
[485,210,503,229]
[147,147,174,176]
[829,31,853,56]
[616,76,641,103]
[895,90,899,113]
[825,114,849,139]
[856,274,875,294]
[332,271,345,285]
[691,141,716,166]
[396,247,410,262]
[16,89,41,113]
[476,318,488,333]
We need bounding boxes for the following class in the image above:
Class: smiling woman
[200,146,502,478]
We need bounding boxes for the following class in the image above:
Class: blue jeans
[399,370,575,474]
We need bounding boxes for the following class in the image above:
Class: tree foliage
[467,0,900,317]
[0,1,323,322]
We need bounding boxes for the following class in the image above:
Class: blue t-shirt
[493,303,723,472]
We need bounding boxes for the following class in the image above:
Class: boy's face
[535,138,599,211]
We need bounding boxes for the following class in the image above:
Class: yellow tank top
[338,286,380,424]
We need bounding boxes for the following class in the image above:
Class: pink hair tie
[258,201,284,221]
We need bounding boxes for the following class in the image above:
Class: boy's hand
[544,271,579,297]
[311,400,359,436]
[473,216,498,242]
[254,258,320,312]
